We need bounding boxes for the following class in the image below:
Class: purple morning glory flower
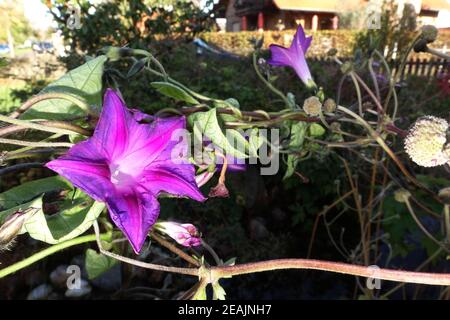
[46,89,206,253]
[267,25,316,89]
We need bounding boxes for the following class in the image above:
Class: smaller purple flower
[267,25,316,89]
[155,222,201,247]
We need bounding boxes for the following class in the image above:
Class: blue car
[0,44,10,54]
[32,42,54,53]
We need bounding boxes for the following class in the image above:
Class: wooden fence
[308,57,448,80]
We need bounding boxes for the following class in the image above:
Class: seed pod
[404,116,449,167]
[0,212,27,250]
[323,98,336,113]
[302,96,322,116]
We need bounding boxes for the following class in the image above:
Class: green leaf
[0,177,105,244]
[188,108,248,159]
[85,248,118,280]
[23,197,105,244]
[151,82,199,104]
[289,121,308,150]
[0,176,72,210]
[283,154,299,180]
[309,123,326,137]
[0,197,42,225]
[248,128,263,158]
[21,55,107,120]
[212,281,227,300]
[192,283,208,300]
[283,121,307,180]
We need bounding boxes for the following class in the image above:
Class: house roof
[421,0,450,11]
[272,0,450,13]
[272,0,361,13]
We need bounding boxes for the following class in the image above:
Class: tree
[0,0,33,57]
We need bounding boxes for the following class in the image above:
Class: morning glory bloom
[46,89,206,253]
[267,25,316,89]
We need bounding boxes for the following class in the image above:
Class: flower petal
[292,25,312,53]
[267,44,293,67]
[106,186,160,253]
[93,89,129,160]
[45,140,114,201]
[142,164,206,202]
[117,117,187,170]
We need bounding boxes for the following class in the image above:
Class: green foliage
[151,81,199,104]
[85,248,118,280]
[354,0,416,61]
[0,177,105,244]
[21,55,107,120]
[283,121,307,180]
[47,0,215,54]
[188,108,249,159]
[0,1,33,44]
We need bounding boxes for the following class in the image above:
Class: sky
[23,0,55,31]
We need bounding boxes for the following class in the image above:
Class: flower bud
[394,189,411,203]
[421,25,438,43]
[323,98,336,113]
[404,116,449,167]
[302,96,322,116]
[0,212,27,249]
[438,187,450,205]
[154,222,201,247]
[208,181,229,198]
[327,48,338,57]
[195,171,215,188]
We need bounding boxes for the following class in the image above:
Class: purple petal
[267,44,293,67]
[142,164,206,202]
[106,186,160,253]
[117,117,186,170]
[292,25,312,53]
[45,141,114,201]
[93,89,129,160]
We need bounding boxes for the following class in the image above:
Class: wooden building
[214,0,450,32]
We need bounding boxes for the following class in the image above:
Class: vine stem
[0,121,91,138]
[2,227,450,286]
[0,114,82,136]
[9,92,94,119]
[252,52,292,108]
[0,233,109,279]
[0,138,73,148]
[210,259,450,286]
[92,221,198,277]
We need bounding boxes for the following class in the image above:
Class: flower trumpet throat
[46,89,206,253]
